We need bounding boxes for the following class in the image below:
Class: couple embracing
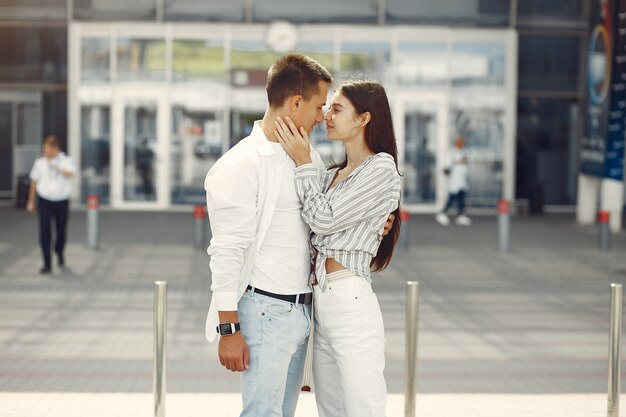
[204,54,402,417]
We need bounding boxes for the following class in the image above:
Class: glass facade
[80,105,110,204]
[0,0,590,208]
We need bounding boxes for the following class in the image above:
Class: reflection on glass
[397,42,447,86]
[451,106,504,205]
[117,38,166,82]
[340,41,391,82]
[230,40,282,71]
[0,0,67,20]
[0,104,12,191]
[253,0,376,23]
[164,0,246,21]
[230,110,264,148]
[81,106,110,204]
[74,0,155,21]
[15,103,42,179]
[310,123,343,167]
[124,103,157,202]
[451,43,505,87]
[518,0,582,19]
[172,40,225,82]
[0,27,67,83]
[387,0,509,26]
[171,106,222,204]
[518,36,580,92]
[403,103,437,204]
[81,38,110,83]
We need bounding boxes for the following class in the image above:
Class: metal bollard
[608,283,622,417]
[398,209,410,250]
[498,199,510,252]
[86,195,100,250]
[154,281,167,417]
[193,205,207,249]
[404,281,420,417]
[599,211,611,251]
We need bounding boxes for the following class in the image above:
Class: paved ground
[0,206,625,415]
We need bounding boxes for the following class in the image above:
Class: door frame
[393,91,449,213]
[110,88,170,210]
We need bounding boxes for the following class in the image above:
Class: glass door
[394,93,449,213]
[111,92,168,209]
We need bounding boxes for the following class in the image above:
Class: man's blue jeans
[238,290,311,417]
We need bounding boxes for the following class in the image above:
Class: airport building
[0,1,621,220]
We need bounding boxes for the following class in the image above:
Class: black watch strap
[216,322,241,336]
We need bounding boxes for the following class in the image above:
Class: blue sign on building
[581,0,626,181]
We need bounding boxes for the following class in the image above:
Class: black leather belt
[246,285,312,305]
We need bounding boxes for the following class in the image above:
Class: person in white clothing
[204,54,332,417]
[27,135,76,274]
[274,80,402,417]
[435,136,472,226]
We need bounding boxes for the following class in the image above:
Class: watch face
[219,323,233,335]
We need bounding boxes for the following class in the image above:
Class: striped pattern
[294,153,401,291]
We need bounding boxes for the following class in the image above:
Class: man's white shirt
[444,147,469,194]
[204,122,324,342]
[29,152,76,201]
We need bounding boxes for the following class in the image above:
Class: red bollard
[399,209,410,250]
[498,199,510,252]
[193,205,207,249]
[599,210,611,251]
[86,195,100,249]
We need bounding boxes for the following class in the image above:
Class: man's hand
[218,331,250,372]
[382,213,395,237]
[26,200,35,214]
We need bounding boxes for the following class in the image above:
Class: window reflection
[74,0,155,21]
[253,0,377,23]
[340,41,391,83]
[82,38,110,83]
[451,43,505,87]
[171,106,223,204]
[81,105,110,204]
[172,40,225,82]
[396,42,447,86]
[117,38,166,82]
[0,0,66,20]
[387,0,509,26]
[403,103,437,204]
[164,0,246,21]
[124,103,158,202]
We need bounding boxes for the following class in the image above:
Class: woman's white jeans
[313,270,387,417]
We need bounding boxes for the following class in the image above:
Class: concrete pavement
[1,206,625,415]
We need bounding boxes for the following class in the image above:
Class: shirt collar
[250,121,278,157]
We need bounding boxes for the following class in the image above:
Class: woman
[274,80,401,417]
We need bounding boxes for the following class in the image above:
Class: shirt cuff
[294,163,317,178]
[214,290,239,311]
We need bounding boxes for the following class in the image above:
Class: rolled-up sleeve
[205,158,258,311]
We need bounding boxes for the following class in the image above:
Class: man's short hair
[266,54,333,108]
[43,135,60,149]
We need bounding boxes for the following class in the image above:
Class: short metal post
[599,211,611,251]
[154,281,167,417]
[398,209,410,250]
[498,199,510,252]
[608,283,622,417]
[86,195,100,250]
[405,281,420,417]
[193,205,207,249]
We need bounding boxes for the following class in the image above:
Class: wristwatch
[216,322,241,336]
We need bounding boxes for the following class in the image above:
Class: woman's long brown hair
[331,80,401,272]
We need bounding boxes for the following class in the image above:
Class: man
[27,135,76,273]
[435,136,472,226]
[204,54,332,417]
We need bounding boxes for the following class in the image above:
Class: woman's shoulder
[369,152,397,171]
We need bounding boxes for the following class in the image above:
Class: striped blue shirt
[294,152,402,291]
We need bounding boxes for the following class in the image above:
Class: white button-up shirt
[29,152,76,201]
[204,121,324,342]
